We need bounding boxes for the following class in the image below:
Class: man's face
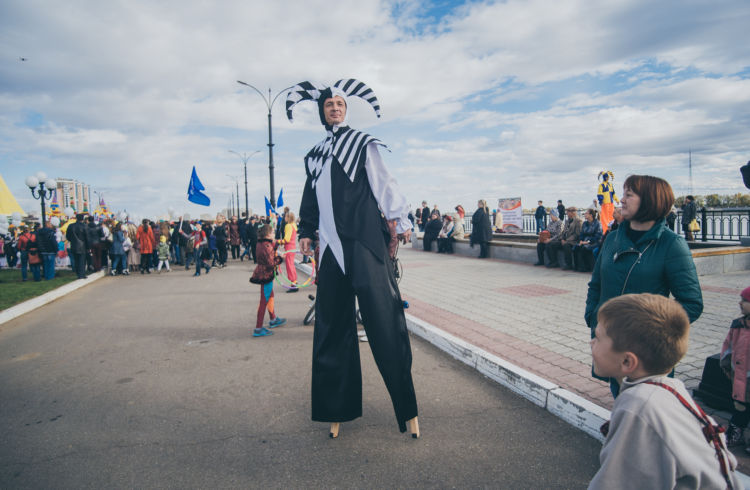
[590,320,623,379]
[566,209,576,219]
[323,96,347,126]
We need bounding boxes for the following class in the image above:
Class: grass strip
[0,268,79,311]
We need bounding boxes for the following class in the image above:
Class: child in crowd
[156,235,171,273]
[721,286,750,450]
[249,225,286,337]
[589,293,740,490]
[280,212,298,292]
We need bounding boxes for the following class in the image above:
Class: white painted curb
[0,271,106,326]
[404,313,609,442]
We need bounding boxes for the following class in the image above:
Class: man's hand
[300,238,313,256]
[398,230,411,244]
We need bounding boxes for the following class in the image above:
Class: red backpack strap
[643,380,735,490]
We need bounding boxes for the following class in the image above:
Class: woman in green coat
[585,175,703,397]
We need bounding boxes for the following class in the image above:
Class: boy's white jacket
[589,375,742,490]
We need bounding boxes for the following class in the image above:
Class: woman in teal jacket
[585,175,703,397]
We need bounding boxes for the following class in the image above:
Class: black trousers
[217,241,228,264]
[479,241,489,258]
[248,237,257,262]
[72,252,86,279]
[312,242,418,432]
[423,235,436,252]
[536,242,547,264]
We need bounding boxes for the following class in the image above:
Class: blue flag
[264,196,274,217]
[277,188,284,209]
[187,166,210,206]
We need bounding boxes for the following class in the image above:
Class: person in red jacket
[16,225,32,281]
[249,225,286,337]
[136,219,154,274]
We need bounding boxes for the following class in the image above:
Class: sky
[1,0,749,222]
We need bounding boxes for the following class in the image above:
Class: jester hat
[286,79,381,127]
[598,170,614,181]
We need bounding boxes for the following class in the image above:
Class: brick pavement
[396,247,748,413]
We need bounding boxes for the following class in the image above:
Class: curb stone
[0,271,106,326]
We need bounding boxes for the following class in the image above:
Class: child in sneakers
[156,235,171,273]
[589,293,740,490]
[249,224,286,337]
[721,286,750,450]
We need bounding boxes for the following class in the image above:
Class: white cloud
[1,0,749,218]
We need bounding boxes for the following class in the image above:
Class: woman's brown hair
[622,175,674,222]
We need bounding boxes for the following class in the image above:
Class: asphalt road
[0,261,601,489]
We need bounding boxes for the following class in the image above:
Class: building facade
[55,178,92,214]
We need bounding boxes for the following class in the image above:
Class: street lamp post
[226,174,240,217]
[236,81,293,208]
[228,149,261,218]
[25,172,56,228]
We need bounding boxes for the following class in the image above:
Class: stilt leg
[407,417,420,439]
[329,422,340,439]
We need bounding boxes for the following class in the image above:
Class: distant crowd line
[0,211,289,282]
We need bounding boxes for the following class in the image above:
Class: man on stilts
[286,79,419,438]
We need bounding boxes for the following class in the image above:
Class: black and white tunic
[298,124,410,273]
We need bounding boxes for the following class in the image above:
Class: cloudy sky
[2,0,749,220]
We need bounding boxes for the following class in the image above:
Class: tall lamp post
[226,175,240,217]
[236,81,293,208]
[25,172,56,228]
[228,149,260,217]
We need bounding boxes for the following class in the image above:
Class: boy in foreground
[589,293,741,490]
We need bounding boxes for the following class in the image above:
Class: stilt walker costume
[286,79,419,436]
[597,171,619,233]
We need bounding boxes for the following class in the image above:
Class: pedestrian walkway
[394,246,750,468]
[0,258,602,488]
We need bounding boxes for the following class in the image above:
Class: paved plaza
[0,259,601,488]
[397,246,747,411]
[1,245,748,486]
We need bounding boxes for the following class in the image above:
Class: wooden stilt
[329,422,340,438]
[407,417,420,439]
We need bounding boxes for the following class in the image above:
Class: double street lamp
[228,149,261,217]
[25,171,56,228]
[236,81,293,208]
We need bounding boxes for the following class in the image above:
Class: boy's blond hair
[259,224,274,239]
[598,294,690,375]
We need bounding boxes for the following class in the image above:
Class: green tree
[704,194,721,207]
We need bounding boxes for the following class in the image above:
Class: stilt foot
[329,422,340,439]
[407,417,420,439]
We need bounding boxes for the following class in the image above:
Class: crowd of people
[0,211,274,281]
[4,170,749,485]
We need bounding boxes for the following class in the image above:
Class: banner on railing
[498,197,523,233]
